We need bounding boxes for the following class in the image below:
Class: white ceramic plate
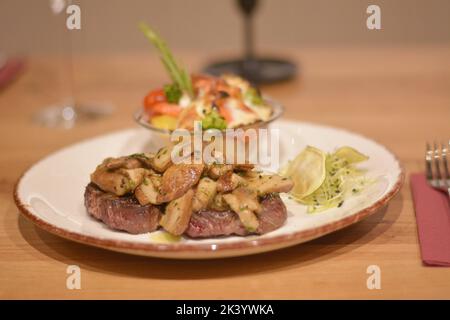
[14,120,403,259]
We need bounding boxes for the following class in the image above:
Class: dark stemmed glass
[204,0,297,85]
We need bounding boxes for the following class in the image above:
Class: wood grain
[1,46,450,299]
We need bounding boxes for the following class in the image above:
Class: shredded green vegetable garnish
[293,150,370,213]
[139,22,194,97]
[201,109,227,130]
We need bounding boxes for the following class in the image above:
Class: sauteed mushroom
[88,145,293,236]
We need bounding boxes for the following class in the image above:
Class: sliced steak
[185,194,287,238]
[84,183,161,234]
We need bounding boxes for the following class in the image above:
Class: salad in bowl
[135,23,282,133]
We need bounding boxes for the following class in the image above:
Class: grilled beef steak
[85,183,287,237]
[185,194,287,238]
[84,183,161,234]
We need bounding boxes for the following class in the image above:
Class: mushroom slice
[216,172,247,193]
[151,145,173,173]
[157,164,205,203]
[231,187,261,213]
[240,170,263,179]
[192,177,217,212]
[209,193,230,211]
[234,163,255,172]
[207,164,234,179]
[90,169,132,196]
[135,176,161,205]
[149,174,162,189]
[103,156,142,170]
[129,153,155,169]
[247,175,294,196]
[116,168,149,191]
[160,189,194,236]
[223,193,259,232]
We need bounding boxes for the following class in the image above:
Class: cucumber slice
[281,146,327,199]
[333,146,369,164]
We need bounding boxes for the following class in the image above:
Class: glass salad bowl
[134,96,284,135]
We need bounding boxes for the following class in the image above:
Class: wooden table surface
[1,46,449,299]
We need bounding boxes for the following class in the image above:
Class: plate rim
[13,121,405,257]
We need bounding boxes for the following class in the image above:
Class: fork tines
[426,141,450,193]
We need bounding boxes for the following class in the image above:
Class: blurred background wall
[1,0,450,56]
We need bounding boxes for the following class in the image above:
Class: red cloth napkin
[0,58,25,90]
[411,173,450,266]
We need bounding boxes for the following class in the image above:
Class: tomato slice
[144,88,165,109]
[144,88,181,117]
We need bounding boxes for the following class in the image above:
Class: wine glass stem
[244,15,254,60]
[65,29,77,105]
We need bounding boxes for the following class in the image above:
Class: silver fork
[426,141,450,198]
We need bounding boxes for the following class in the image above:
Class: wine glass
[33,0,113,128]
[203,0,297,85]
